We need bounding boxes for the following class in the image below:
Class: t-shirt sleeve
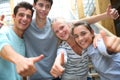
[0,27,10,51]
[97,39,112,57]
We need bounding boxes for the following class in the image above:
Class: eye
[55,30,59,34]
[45,5,50,9]
[59,26,64,30]
[26,15,32,19]
[73,34,79,39]
[38,3,43,8]
[80,31,87,36]
[18,13,24,17]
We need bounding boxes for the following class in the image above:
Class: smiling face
[33,0,51,20]
[13,7,32,32]
[52,18,71,40]
[72,23,94,49]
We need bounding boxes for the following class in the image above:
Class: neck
[67,35,75,46]
[35,17,46,28]
[13,27,24,38]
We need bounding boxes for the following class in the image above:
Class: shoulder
[97,39,113,57]
[0,26,11,34]
[47,17,52,23]
[59,41,69,48]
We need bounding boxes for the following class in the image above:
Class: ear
[12,14,15,19]
[12,14,16,22]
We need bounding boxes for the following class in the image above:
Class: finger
[50,64,64,77]
[20,66,36,77]
[100,30,107,43]
[0,15,5,21]
[60,52,64,66]
[51,72,58,78]
[17,64,35,77]
[110,37,120,52]
[113,11,120,19]
[32,54,44,63]
[50,67,60,78]
[116,44,120,52]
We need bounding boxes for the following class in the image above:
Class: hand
[16,54,44,77]
[106,5,119,20]
[0,15,5,27]
[50,52,65,78]
[100,30,120,53]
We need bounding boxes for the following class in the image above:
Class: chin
[80,45,88,49]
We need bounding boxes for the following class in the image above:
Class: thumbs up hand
[106,4,119,20]
[15,54,44,77]
[100,30,120,53]
[50,52,65,78]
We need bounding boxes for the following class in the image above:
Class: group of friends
[0,0,120,80]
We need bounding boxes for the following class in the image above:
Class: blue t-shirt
[87,39,120,80]
[24,17,58,80]
[0,27,25,80]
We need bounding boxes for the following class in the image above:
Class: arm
[81,12,109,24]
[72,5,119,24]
[0,45,44,77]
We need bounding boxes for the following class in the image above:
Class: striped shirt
[57,41,89,80]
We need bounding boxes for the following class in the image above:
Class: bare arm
[0,45,23,63]
[80,12,109,24]
[72,5,119,24]
[0,45,44,77]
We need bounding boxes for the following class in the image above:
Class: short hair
[71,21,93,35]
[34,0,53,6]
[14,1,34,17]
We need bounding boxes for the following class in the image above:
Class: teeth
[80,41,85,45]
[60,34,65,37]
[21,22,26,25]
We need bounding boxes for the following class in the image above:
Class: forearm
[80,12,108,24]
[0,45,24,64]
[71,12,108,24]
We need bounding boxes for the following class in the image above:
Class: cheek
[56,34,60,38]
[87,36,93,44]
[28,19,32,23]
[75,38,79,44]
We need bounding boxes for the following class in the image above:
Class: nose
[59,30,63,34]
[23,15,27,20]
[42,6,46,10]
[77,35,84,42]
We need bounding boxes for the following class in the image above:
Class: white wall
[48,0,79,20]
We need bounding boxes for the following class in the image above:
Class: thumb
[106,4,111,15]
[32,54,44,63]
[100,30,107,45]
[60,52,64,66]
